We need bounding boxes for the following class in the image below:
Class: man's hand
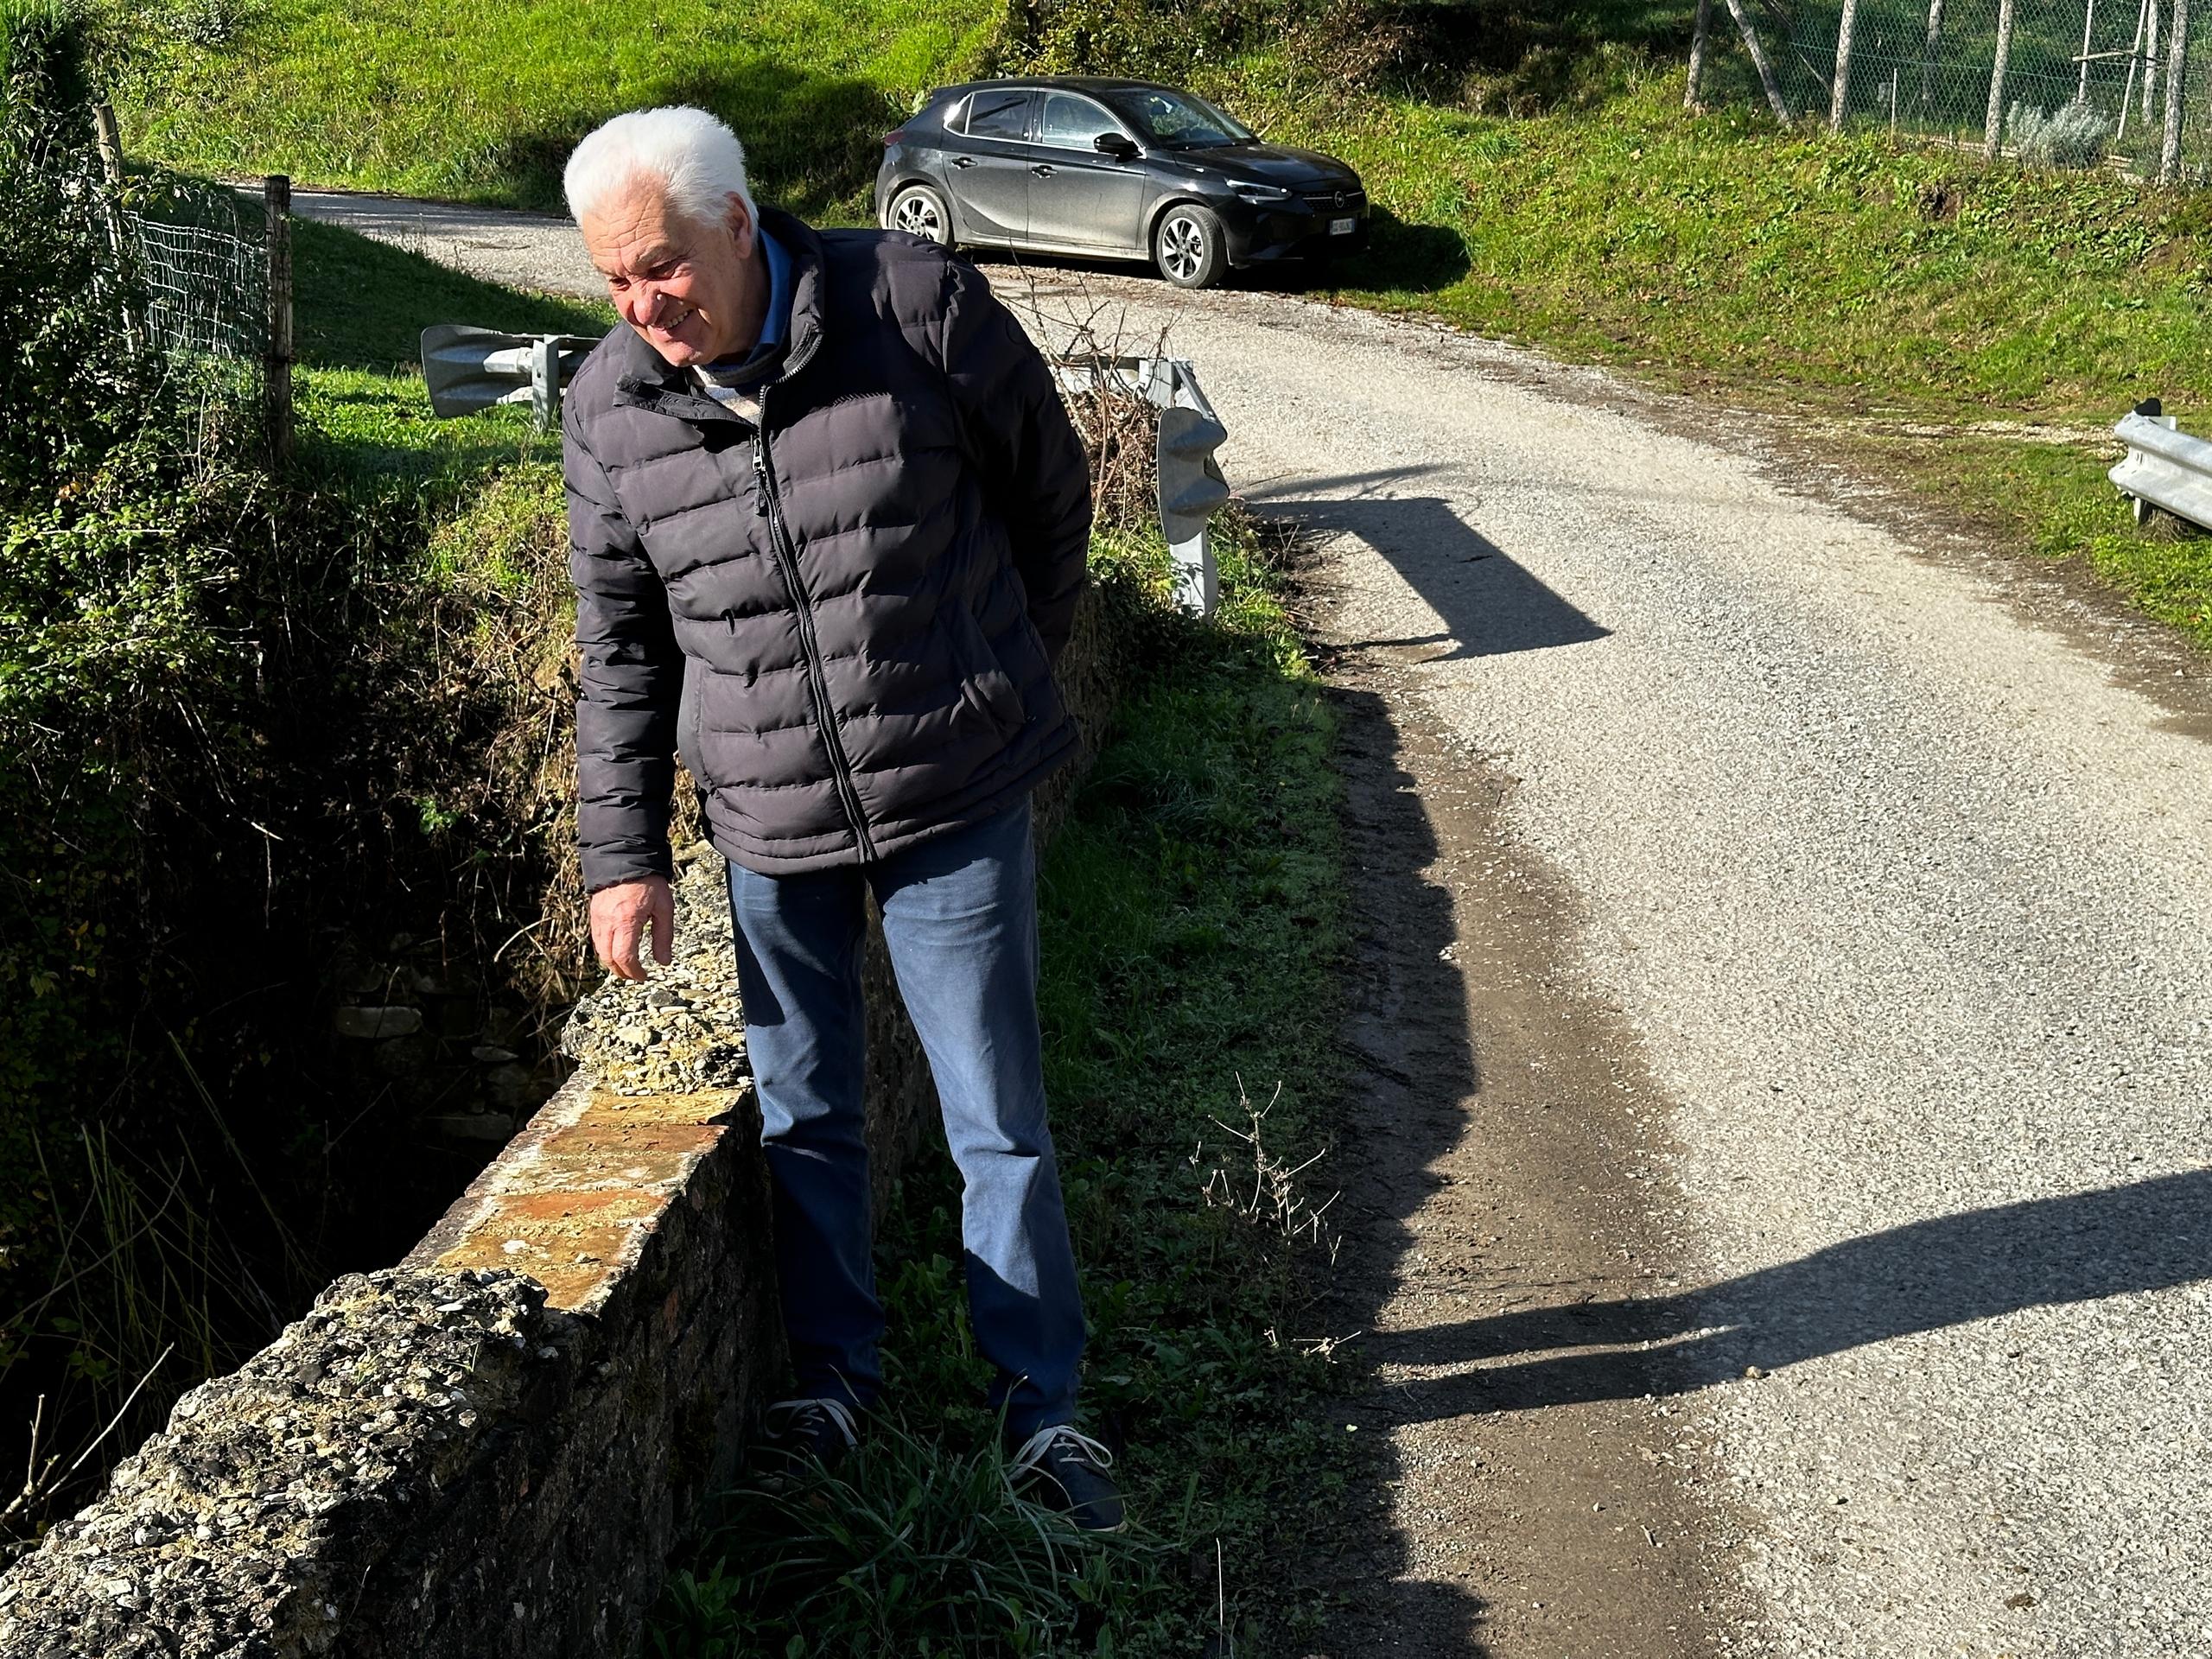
[589,875,676,981]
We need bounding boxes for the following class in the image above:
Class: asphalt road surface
[300,190,2212,1657]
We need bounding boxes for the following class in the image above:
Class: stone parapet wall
[0,579,1135,1658]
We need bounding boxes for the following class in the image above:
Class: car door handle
[951,156,976,168]
[1030,162,1055,176]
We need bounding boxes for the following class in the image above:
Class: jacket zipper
[752,389,878,862]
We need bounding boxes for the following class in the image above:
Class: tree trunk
[1687,0,1713,108]
[1832,0,1862,130]
[1723,0,1793,123]
[2161,0,2191,179]
[1986,0,2018,156]
[1920,0,1946,114]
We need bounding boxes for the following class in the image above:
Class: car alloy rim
[893,191,942,239]
[1162,214,1203,280]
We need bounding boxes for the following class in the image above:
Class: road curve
[300,191,2212,1657]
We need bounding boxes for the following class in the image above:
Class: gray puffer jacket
[563,209,1092,887]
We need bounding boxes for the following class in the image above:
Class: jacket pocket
[949,606,1027,741]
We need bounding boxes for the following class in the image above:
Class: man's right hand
[589,875,676,981]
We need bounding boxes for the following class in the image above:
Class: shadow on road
[1251,477,1611,659]
[1309,673,1492,1655]
[1385,1168,2212,1422]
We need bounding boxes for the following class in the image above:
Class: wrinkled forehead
[581,179,704,277]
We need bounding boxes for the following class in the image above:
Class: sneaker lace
[764,1395,859,1449]
[1008,1423,1114,1476]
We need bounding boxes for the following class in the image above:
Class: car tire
[887,183,955,249]
[1153,203,1227,289]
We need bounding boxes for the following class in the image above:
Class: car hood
[1173,142,1362,191]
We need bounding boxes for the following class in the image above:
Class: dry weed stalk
[1193,1077,1342,1264]
[1001,264,1167,537]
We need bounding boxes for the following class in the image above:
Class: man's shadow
[1381,1168,2212,1421]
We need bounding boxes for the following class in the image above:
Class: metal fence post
[1985,0,2018,156]
[1686,0,1713,109]
[2162,0,2192,179]
[264,175,294,467]
[1831,0,1861,130]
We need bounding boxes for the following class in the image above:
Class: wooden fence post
[2161,0,2191,178]
[1687,0,1713,109]
[264,174,294,467]
[91,103,143,352]
[1723,0,1793,123]
[1832,0,1861,130]
[1986,0,2018,156]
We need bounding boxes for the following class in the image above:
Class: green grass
[111,0,1002,217]
[652,518,1356,1656]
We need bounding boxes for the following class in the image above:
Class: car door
[944,86,1037,245]
[1027,92,1148,253]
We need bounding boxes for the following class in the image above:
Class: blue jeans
[724,798,1085,1437]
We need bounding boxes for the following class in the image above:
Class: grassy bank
[652,518,1355,1656]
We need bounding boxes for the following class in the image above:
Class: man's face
[581,180,760,368]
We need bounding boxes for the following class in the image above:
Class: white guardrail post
[2108,397,2212,530]
[1052,355,1230,618]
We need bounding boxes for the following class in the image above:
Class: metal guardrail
[421,325,598,428]
[420,329,1232,615]
[1052,355,1230,618]
[2109,397,2212,530]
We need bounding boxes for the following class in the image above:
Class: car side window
[1037,92,1122,151]
[965,89,1033,142]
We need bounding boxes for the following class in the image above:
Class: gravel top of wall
[560,844,745,1096]
[0,1268,566,1659]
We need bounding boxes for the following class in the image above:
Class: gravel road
[299,191,2212,1657]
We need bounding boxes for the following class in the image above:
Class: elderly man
[557,106,1118,1531]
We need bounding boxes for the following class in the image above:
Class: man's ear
[726,194,757,259]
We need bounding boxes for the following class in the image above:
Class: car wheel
[1153,204,1226,289]
[887,183,954,248]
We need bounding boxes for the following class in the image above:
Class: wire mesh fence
[129,180,269,364]
[1709,1,2212,179]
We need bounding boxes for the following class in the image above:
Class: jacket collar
[608,206,828,426]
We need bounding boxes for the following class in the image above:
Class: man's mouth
[652,307,694,336]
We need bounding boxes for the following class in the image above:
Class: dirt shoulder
[1298,537,1749,1658]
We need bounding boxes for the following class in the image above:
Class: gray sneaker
[1008,1424,1125,1534]
[759,1396,861,1478]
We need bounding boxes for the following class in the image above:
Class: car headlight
[1230,182,1293,204]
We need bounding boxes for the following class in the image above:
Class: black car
[874,78,1367,289]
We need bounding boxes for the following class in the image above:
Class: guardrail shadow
[1382,1167,2212,1422]
[1255,482,1611,660]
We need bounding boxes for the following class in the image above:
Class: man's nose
[627,280,671,327]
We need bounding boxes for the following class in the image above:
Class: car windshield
[1106,87,1255,148]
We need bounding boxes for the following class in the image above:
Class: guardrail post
[265,174,294,467]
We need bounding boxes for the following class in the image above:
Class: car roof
[925,76,1183,102]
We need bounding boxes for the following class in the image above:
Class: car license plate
[1329,216,1356,235]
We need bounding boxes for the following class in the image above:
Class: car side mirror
[1094,132,1139,158]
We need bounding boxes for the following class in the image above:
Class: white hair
[563,106,759,230]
